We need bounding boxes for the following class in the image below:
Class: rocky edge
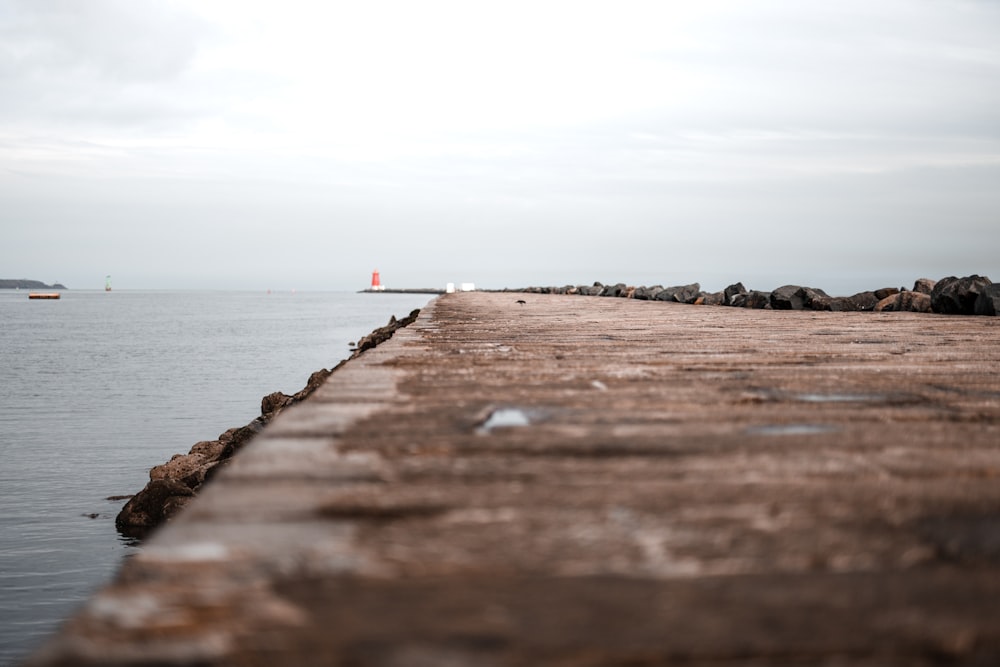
[115,309,421,538]
[504,274,1000,316]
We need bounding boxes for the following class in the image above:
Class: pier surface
[30,292,1000,666]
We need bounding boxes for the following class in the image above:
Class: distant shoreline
[0,279,67,290]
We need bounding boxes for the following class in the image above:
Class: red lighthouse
[371,269,384,291]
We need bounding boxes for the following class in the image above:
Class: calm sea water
[0,289,433,665]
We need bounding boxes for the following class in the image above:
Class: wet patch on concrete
[743,387,926,406]
[794,392,892,403]
[745,424,840,436]
[480,408,531,430]
[476,406,550,434]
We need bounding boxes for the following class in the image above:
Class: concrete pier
[29,292,1000,666]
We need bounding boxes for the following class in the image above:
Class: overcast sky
[2,1,998,293]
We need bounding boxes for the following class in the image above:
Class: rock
[912,278,937,295]
[675,283,702,304]
[115,478,195,537]
[875,294,897,312]
[262,391,294,417]
[769,285,805,310]
[723,283,747,306]
[147,436,229,490]
[218,419,266,459]
[352,309,421,354]
[905,292,933,313]
[845,291,880,311]
[699,291,725,306]
[191,439,226,459]
[874,287,900,301]
[293,368,335,401]
[655,283,701,304]
[974,284,1000,316]
[149,452,211,490]
[810,293,877,311]
[930,275,993,315]
[800,287,830,309]
[733,290,771,309]
[770,285,831,310]
[809,296,845,311]
[633,285,663,301]
[769,285,800,310]
[910,292,931,312]
[875,291,932,313]
[599,283,628,298]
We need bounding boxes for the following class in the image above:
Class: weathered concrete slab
[28,293,1000,666]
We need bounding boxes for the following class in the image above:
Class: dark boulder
[912,278,936,295]
[655,283,701,304]
[874,287,900,301]
[115,478,195,537]
[769,285,804,310]
[930,275,993,315]
[674,283,701,304]
[733,290,770,309]
[974,284,1000,316]
[698,291,725,306]
[810,293,877,311]
[633,285,663,301]
[750,291,772,309]
[723,283,747,306]
[769,285,801,310]
[771,285,831,310]
[800,287,830,309]
[809,296,845,311]
[845,291,880,311]
[600,283,628,298]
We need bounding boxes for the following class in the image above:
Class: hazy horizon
[3,1,998,295]
[0,268,986,298]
